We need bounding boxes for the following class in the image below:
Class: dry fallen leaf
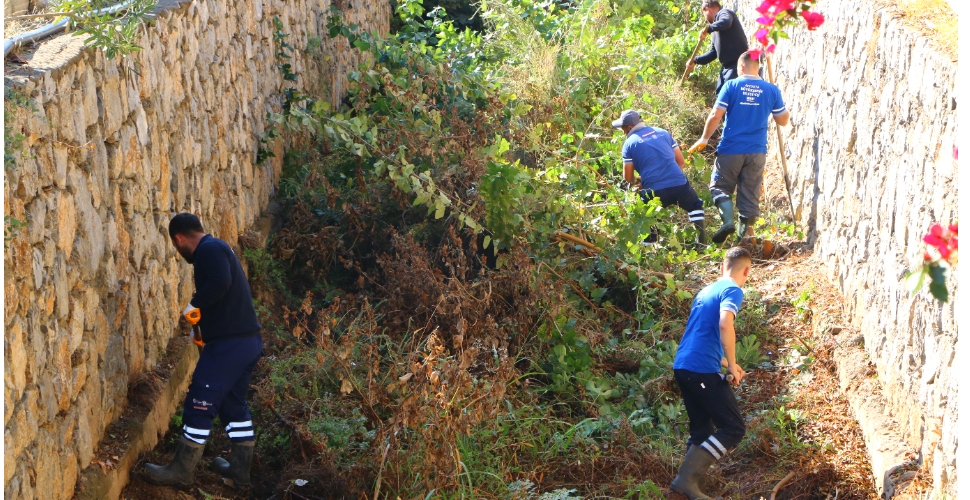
[340,378,353,394]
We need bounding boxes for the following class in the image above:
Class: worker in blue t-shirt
[669,246,751,499]
[690,51,790,244]
[612,109,707,245]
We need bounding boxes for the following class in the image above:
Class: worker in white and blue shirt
[669,246,751,499]
[612,109,707,245]
[690,50,790,244]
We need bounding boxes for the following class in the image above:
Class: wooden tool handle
[680,36,707,84]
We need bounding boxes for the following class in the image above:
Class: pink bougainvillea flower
[755,28,770,45]
[801,10,825,30]
[766,43,777,53]
[949,224,958,236]
[924,234,945,247]
[755,1,772,14]
[951,236,958,250]
[930,224,944,237]
[748,48,763,59]
[757,15,776,26]
[924,251,933,261]
[939,244,952,259]
[954,147,959,160]
[775,0,796,11]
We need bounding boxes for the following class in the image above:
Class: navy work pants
[182,334,263,445]
[673,369,746,461]
[639,182,706,242]
[639,182,705,222]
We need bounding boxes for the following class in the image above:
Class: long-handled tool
[680,35,707,85]
[764,54,798,223]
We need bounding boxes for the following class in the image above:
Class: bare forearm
[702,111,720,141]
[623,163,637,184]
[720,322,737,367]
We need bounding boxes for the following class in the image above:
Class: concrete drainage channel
[823,327,917,499]
[74,337,199,499]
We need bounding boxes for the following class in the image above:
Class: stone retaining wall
[735,0,958,495]
[2,0,389,497]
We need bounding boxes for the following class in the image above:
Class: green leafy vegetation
[231,0,874,497]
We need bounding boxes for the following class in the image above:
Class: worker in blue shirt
[670,246,751,499]
[690,51,790,244]
[145,213,263,490]
[612,109,708,245]
[686,0,749,95]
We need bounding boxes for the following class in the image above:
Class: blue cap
[611,109,642,128]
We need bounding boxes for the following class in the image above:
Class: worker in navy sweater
[670,246,750,499]
[145,213,263,490]
[685,0,749,95]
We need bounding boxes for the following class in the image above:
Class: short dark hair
[739,50,763,67]
[702,0,721,8]
[724,246,751,268]
[169,213,204,238]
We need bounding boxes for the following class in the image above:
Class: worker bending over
[612,109,707,245]
[145,213,263,490]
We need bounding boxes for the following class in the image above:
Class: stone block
[53,144,68,189]
[71,170,105,281]
[82,67,99,127]
[53,251,70,319]
[100,74,125,135]
[55,189,78,260]
[6,317,28,397]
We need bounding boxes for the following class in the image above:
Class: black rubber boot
[670,445,717,500]
[737,217,755,245]
[693,219,708,245]
[711,199,735,244]
[209,441,255,489]
[144,436,204,489]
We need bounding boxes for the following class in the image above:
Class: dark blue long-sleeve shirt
[694,8,749,68]
[191,234,262,341]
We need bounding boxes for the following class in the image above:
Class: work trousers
[182,334,263,445]
[710,153,766,220]
[639,182,705,223]
[673,369,746,461]
[715,65,739,95]
[639,182,705,242]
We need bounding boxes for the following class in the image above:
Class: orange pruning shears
[191,325,204,347]
[184,308,203,347]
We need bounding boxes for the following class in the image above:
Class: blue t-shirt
[715,75,787,155]
[621,126,688,191]
[673,278,745,373]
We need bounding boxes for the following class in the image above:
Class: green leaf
[483,235,491,249]
[928,264,949,302]
[904,268,927,294]
[312,100,331,115]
